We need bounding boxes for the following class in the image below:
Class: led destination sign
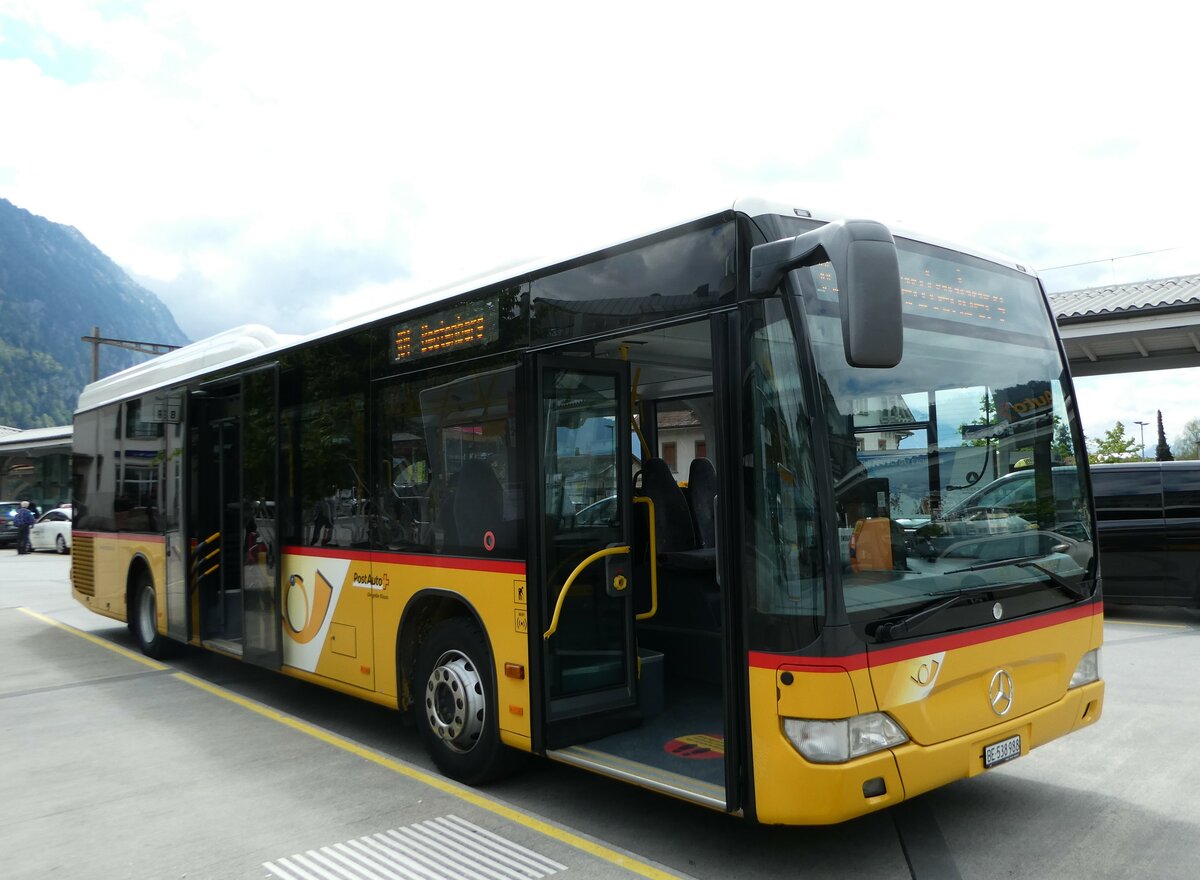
[392,299,500,364]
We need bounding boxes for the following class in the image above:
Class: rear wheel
[129,569,172,659]
[414,617,522,784]
[55,534,68,555]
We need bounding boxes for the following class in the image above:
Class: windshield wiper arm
[1015,560,1092,600]
[874,577,1055,643]
[874,591,971,643]
[949,555,1091,601]
[946,554,1043,575]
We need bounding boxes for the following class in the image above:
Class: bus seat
[641,457,715,572]
[687,457,718,548]
[640,458,697,552]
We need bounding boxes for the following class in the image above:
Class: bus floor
[550,676,726,809]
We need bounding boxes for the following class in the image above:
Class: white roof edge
[75,324,300,414]
[328,196,1032,340]
[731,196,1035,277]
[0,424,73,450]
[73,197,1035,414]
[329,199,747,334]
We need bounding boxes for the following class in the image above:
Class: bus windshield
[793,233,1094,641]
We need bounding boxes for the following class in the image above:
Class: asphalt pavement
[0,551,689,880]
[3,550,1200,880]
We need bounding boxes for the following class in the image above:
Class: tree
[1155,410,1174,461]
[1175,418,1200,460]
[1088,421,1140,464]
[1052,418,1074,462]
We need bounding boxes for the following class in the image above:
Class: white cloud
[2,1,1200,436]
[1074,368,1200,455]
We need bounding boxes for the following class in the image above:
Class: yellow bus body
[748,603,1104,825]
[71,534,533,751]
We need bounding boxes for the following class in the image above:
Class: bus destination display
[392,299,500,364]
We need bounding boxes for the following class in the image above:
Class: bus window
[745,300,825,647]
[374,361,523,558]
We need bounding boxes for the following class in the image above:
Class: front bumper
[753,679,1104,825]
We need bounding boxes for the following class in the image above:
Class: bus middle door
[536,357,639,746]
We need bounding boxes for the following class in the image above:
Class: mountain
[0,199,189,428]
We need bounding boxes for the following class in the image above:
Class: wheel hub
[424,650,485,753]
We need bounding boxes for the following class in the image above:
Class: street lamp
[1134,420,1148,461]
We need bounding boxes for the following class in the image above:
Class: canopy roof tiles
[1048,274,1200,323]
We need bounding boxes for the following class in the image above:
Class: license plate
[983,734,1021,768]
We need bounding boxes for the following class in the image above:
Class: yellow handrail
[633,496,658,622]
[189,531,222,584]
[543,545,630,640]
[620,345,650,460]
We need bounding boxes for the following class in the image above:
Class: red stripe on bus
[282,545,526,575]
[748,601,1102,671]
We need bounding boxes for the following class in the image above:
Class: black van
[1092,461,1200,608]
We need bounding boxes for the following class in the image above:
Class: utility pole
[81,326,182,381]
[1134,420,1148,461]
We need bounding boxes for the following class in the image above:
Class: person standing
[14,501,36,554]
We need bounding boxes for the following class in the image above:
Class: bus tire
[414,617,520,785]
[129,569,172,659]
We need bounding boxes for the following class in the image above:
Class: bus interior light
[783,713,909,764]
[1069,648,1101,688]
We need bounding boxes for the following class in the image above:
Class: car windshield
[777,225,1094,640]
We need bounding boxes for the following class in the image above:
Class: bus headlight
[783,713,909,764]
[1069,648,1101,688]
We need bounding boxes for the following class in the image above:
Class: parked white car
[29,507,72,554]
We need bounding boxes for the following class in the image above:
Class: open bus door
[531,322,731,812]
[189,364,281,670]
[535,357,640,744]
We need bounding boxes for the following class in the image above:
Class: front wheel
[414,617,522,784]
[129,570,173,659]
[55,534,69,555]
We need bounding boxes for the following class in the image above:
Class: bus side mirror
[749,219,903,368]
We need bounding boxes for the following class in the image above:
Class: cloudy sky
[2,2,1199,448]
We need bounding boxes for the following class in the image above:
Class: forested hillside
[0,199,189,427]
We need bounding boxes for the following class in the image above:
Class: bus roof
[75,324,298,414]
[75,197,1035,415]
[330,197,1032,335]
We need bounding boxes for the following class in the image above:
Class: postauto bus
[69,198,1102,824]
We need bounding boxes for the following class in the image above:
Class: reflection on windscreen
[796,236,1095,635]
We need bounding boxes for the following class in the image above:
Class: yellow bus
[70,198,1103,824]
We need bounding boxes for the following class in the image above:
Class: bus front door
[536,358,639,744]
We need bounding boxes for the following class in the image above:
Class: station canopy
[1047,274,1200,378]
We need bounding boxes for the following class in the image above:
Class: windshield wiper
[1015,560,1092,600]
[874,591,971,643]
[946,554,1042,575]
[876,557,1093,642]
[948,554,1092,601]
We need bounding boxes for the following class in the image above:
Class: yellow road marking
[1104,619,1190,630]
[17,608,169,670]
[17,608,684,880]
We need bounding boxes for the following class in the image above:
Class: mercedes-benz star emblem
[989,669,1015,716]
